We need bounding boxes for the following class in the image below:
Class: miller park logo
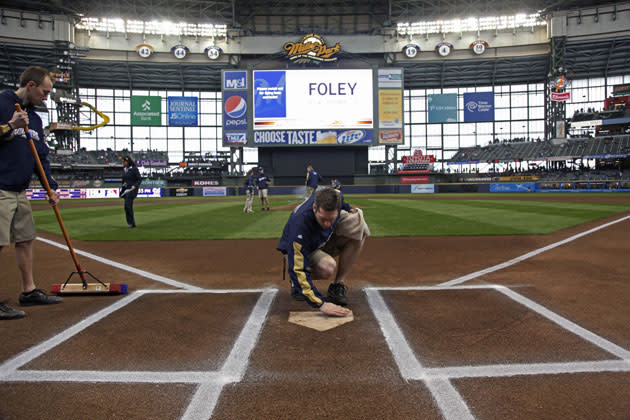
[283,34,340,63]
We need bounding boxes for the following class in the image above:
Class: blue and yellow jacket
[277,191,351,308]
[0,90,58,192]
[306,169,323,188]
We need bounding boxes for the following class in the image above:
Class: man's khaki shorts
[258,189,268,198]
[308,233,350,267]
[0,189,37,245]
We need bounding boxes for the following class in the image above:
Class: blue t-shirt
[0,90,58,192]
[277,191,351,308]
[256,174,270,190]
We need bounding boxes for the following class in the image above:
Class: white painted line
[221,288,277,380]
[365,288,476,420]
[36,236,203,291]
[4,370,226,384]
[0,292,142,380]
[180,382,225,420]
[364,288,425,380]
[496,286,630,360]
[137,288,268,294]
[179,288,277,420]
[439,215,630,287]
[425,378,476,420]
[421,360,630,380]
[368,285,497,291]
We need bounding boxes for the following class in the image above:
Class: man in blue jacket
[0,66,62,320]
[278,187,368,317]
[304,164,323,200]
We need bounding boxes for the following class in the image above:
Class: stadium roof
[1,0,625,35]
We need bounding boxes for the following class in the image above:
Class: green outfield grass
[31,193,630,241]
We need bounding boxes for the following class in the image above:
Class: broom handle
[15,104,86,283]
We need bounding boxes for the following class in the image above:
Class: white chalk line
[419,360,630,380]
[495,286,630,360]
[182,288,277,420]
[0,291,142,380]
[364,288,476,420]
[438,215,630,287]
[36,236,203,291]
[0,287,277,420]
[365,217,630,420]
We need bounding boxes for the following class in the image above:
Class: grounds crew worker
[277,187,369,317]
[0,65,63,320]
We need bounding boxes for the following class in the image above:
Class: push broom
[15,104,127,295]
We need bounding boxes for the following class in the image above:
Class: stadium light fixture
[397,13,545,36]
[75,17,227,38]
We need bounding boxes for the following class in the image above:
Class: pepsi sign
[223,71,247,90]
[223,93,248,130]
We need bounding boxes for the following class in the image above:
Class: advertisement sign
[203,187,227,197]
[378,69,403,89]
[612,84,630,96]
[27,189,86,200]
[192,180,220,186]
[168,96,198,126]
[463,92,494,122]
[223,71,247,90]
[223,92,248,131]
[402,176,430,184]
[223,131,248,147]
[490,183,537,193]
[411,184,434,193]
[428,94,457,123]
[379,129,403,145]
[378,90,403,129]
[253,69,373,130]
[253,129,373,146]
[131,96,161,126]
[283,34,340,63]
[550,91,571,102]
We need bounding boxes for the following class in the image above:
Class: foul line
[496,286,630,360]
[439,215,630,287]
[36,236,203,291]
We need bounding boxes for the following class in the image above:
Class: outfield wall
[25,180,630,200]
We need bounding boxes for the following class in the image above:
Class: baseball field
[1,192,629,420]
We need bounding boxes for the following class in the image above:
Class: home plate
[288,311,354,331]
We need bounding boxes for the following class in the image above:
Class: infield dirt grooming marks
[1,214,628,420]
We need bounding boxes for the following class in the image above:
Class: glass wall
[48,73,629,171]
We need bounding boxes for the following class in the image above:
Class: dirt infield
[1,196,629,420]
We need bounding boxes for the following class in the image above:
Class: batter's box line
[0,288,278,384]
[364,286,630,420]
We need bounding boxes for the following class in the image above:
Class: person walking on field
[277,187,370,317]
[304,164,323,200]
[120,156,142,228]
[256,167,271,211]
[0,65,63,320]
[243,168,255,213]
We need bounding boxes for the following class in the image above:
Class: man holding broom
[0,66,62,320]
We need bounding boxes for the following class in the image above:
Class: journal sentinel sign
[464,92,494,122]
[168,97,198,126]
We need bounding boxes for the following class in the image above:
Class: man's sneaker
[0,302,25,320]
[290,286,306,301]
[19,289,63,306]
[326,282,348,307]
